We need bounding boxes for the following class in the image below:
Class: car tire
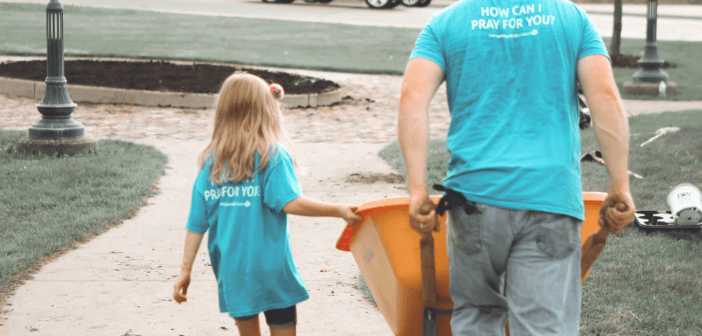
[365,0,396,9]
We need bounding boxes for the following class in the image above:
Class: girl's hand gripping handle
[341,204,363,226]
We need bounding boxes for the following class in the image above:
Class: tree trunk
[610,0,623,57]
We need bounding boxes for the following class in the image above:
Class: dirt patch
[345,172,405,184]
[0,60,339,95]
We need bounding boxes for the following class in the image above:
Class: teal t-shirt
[186,146,308,317]
[410,0,608,220]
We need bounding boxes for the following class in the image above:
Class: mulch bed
[0,60,339,95]
[0,55,676,96]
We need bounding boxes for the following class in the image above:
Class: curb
[0,76,342,109]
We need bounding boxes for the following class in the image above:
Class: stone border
[0,59,342,109]
[624,81,678,97]
[0,76,342,109]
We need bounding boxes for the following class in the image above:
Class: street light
[632,0,668,84]
[19,0,96,156]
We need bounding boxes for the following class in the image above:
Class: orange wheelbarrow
[336,192,609,336]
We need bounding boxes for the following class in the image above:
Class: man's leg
[447,203,514,335]
[505,210,582,335]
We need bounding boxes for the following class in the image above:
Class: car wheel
[401,0,419,6]
[365,0,395,9]
[415,0,431,6]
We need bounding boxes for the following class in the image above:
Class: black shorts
[236,305,297,329]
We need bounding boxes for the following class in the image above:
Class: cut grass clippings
[0,3,701,100]
[378,110,702,335]
[0,129,168,303]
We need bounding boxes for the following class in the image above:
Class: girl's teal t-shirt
[410,0,609,220]
[186,147,308,317]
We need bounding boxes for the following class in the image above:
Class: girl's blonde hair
[199,73,296,185]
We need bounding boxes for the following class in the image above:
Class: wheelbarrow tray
[336,192,607,336]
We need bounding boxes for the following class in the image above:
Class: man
[397,0,636,334]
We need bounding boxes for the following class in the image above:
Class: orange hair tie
[270,83,284,100]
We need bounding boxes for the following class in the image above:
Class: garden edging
[0,76,342,109]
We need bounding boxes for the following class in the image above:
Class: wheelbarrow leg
[423,307,437,336]
[421,232,438,336]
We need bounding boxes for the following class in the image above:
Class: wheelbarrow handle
[581,225,610,279]
[415,202,440,336]
[420,232,438,308]
[421,231,439,336]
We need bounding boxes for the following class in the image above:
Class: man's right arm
[398,57,444,232]
[577,54,636,233]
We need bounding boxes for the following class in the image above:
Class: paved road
[3,0,702,41]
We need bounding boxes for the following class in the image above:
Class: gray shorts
[447,202,582,335]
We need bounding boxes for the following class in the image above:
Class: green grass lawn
[0,2,418,75]
[0,130,167,298]
[1,3,701,100]
[378,110,702,335]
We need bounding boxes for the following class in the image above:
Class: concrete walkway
[0,140,403,336]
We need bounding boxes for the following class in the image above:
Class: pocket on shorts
[447,204,483,256]
[535,214,579,260]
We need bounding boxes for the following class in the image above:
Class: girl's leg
[264,306,297,336]
[233,314,262,336]
[269,325,296,336]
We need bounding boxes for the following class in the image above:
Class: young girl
[172,73,361,336]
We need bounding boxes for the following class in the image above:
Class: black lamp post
[632,0,669,83]
[19,0,96,156]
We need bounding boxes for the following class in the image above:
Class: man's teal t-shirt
[186,147,308,317]
[410,0,608,220]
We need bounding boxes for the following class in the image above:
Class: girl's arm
[173,230,205,304]
[283,196,362,225]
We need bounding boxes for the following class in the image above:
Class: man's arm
[577,54,636,233]
[398,57,444,232]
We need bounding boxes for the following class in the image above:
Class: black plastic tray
[634,210,702,230]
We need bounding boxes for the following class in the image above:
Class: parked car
[262,0,431,9]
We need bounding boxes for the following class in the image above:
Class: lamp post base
[27,116,85,140]
[18,136,97,157]
[632,64,669,84]
[624,81,677,96]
